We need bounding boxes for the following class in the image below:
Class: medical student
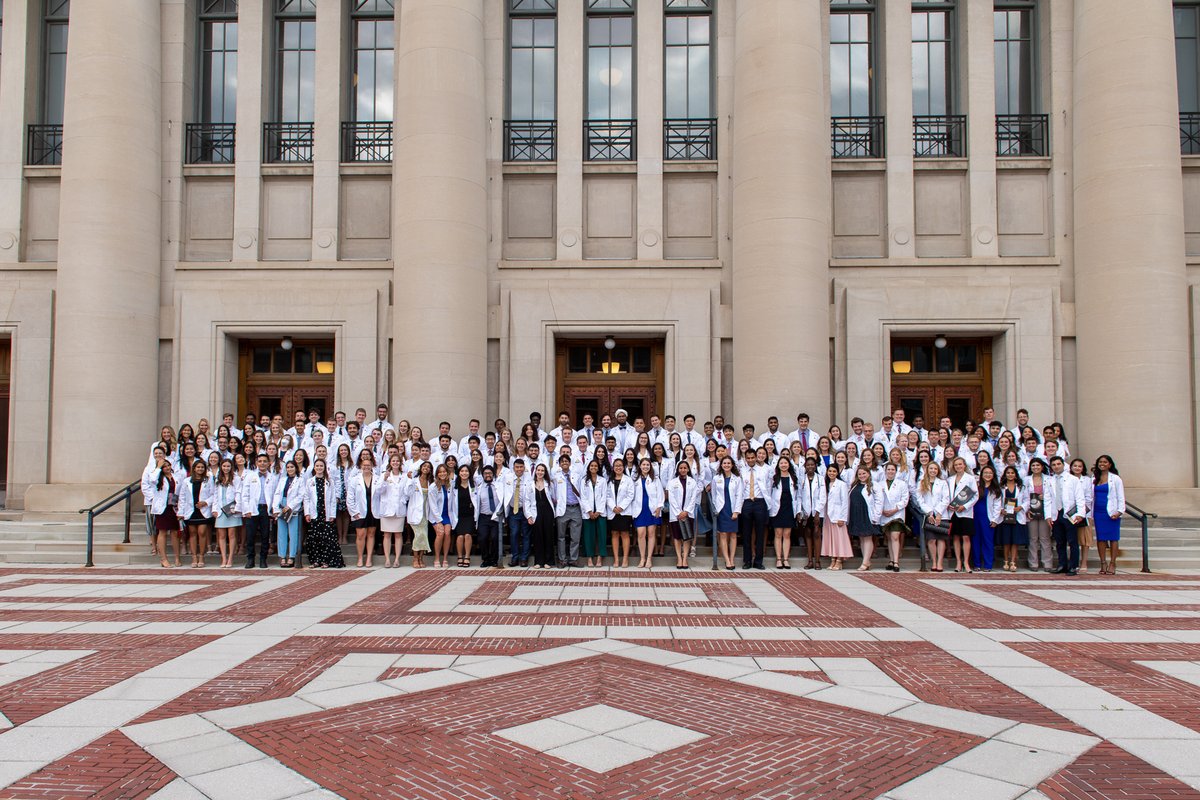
[346,450,380,569]
[527,463,557,569]
[878,462,910,572]
[709,455,744,571]
[766,456,800,569]
[500,458,531,567]
[995,465,1029,573]
[630,457,665,570]
[821,464,852,570]
[1091,454,1126,575]
[271,460,305,569]
[580,459,612,568]
[475,465,502,568]
[428,463,457,569]
[914,462,950,572]
[1025,458,1055,571]
[797,457,825,569]
[667,458,701,569]
[452,464,479,568]
[303,457,344,569]
[177,459,215,569]
[974,465,1002,573]
[946,457,979,574]
[1069,457,1094,572]
[213,458,242,569]
[740,447,771,570]
[239,453,278,570]
[377,453,410,568]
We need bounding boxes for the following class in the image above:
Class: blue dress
[634,477,661,526]
[716,479,737,533]
[1094,482,1121,541]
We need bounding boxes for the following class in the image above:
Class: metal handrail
[78,479,141,568]
[1124,502,1158,574]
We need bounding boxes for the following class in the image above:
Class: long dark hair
[772,456,798,489]
[1092,454,1119,480]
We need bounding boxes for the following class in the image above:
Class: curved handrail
[77,479,142,567]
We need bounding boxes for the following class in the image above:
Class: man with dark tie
[476,465,502,568]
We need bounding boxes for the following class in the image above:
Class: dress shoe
[244,560,255,569]
[1051,567,1068,574]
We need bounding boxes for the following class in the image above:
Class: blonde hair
[919,461,941,496]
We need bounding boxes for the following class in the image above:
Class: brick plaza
[2,566,1200,798]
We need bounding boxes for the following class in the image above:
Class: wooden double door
[244,385,335,423]
[891,385,984,431]
[562,386,658,430]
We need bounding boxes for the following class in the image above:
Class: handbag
[924,514,951,536]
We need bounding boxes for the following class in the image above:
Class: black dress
[454,484,477,536]
[531,485,557,567]
[307,477,344,568]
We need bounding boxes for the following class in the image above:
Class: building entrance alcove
[238,338,335,421]
[556,338,664,427]
[889,336,992,429]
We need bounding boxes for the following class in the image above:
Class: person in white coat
[1048,456,1083,576]
[878,463,911,572]
[143,445,183,568]
[710,456,745,571]
[798,457,826,569]
[667,459,701,569]
[428,463,458,569]
[609,458,635,568]
[212,458,242,569]
[821,464,852,569]
[631,458,666,570]
[405,461,435,568]
[1069,458,1095,572]
[303,457,344,569]
[766,457,800,570]
[239,453,279,569]
[271,460,306,568]
[946,457,979,574]
[177,459,216,569]
[345,450,380,568]
[847,466,884,571]
[580,460,612,567]
[1090,454,1126,575]
[914,462,950,572]
[377,454,411,568]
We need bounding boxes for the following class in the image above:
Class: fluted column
[35,0,162,506]
[391,0,488,428]
[731,0,830,425]
[1072,2,1194,487]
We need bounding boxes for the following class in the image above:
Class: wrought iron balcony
[504,120,556,162]
[263,121,314,163]
[831,116,885,159]
[585,119,636,161]
[341,120,392,162]
[913,114,967,158]
[995,114,1049,157]
[186,122,236,164]
[27,124,64,166]
[1183,112,1200,156]
[664,118,717,160]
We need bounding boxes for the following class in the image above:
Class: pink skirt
[821,517,853,558]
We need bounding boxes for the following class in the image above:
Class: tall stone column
[1072,3,1194,487]
[731,0,830,427]
[30,0,162,509]
[391,0,488,429]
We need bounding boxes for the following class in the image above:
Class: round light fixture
[934,335,948,350]
[604,337,616,351]
[281,337,294,351]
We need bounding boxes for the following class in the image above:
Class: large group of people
[141,404,1127,575]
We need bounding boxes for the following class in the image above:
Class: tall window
[29,0,69,165]
[586,0,635,161]
[345,0,394,162]
[912,1,963,157]
[1177,3,1200,153]
[663,0,714,160]
[994,1,1045,156]
[189,0,238,163]
[268,0,316,162]
[830,0,880,158]
[505,0,556,161]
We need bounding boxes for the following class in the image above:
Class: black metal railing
[186,122,236,164]
[913,114,967,158]
[585,119,636,161]
[664,118,717,160]
[996,114,1049,157]
[341,120,392,162]
[27,124,64,166]
[263,121,314,163]
[1126,503,1158,574]
[79,479,141,568]
[1182,112,1200,155]
[504,120,556,161]
[831,116,885,158]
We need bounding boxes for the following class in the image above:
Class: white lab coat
[345,472,378,522]
[629,474,665,518]
[141,463,183,515]
[797,474,826,518]
[404,481,433,525]
[765,476,800,519]
[824,480,850,524]
[176,477,216,520]
[376,471,411,519]
[271,474,307,517]
[946,473,980,519]
[878,478,910,525]
[521,480,555,524]
[580,475,614,519]
[667,475,702,522]
[709,473,746,517]
[849,483,884,525]
[427,483,462,527]
[994,484,1031,525]
[303,475,339,521]
[496,472,530,519]
[238,471,279,516]
[611,474,635,516]
[1091,473,1126,519]
[914,479,950,520]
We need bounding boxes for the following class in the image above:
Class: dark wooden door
[564,386,659,427]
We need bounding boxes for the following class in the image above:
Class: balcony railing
[504,120,556,162]
[1183,112,1200,156]
[27,124,64,166]
[585,119,636,161]
[831,116,884,159]
[913,114,967,158]
[341,120,392,162]
[996,114,1049,157]
[186,122,236,164]
[664,118,717,160]
[263,121,314,163]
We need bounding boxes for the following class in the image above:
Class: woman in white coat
[143,445,183,568]
[946,457,979,574]
[710,456,745,571]
[271,460,307,569]
[1069,458,1095,572]
[345,449,380,568]
[878,462,911,572]
[580,460,612,568]
[428,463,458,569]
[212,458,242,569]
[1090,454,1126,575]
[609,458,635,568]
[914,462,951,572]
[798,457,826,569]
[821,464,852,570]
[377,453,411,568]
[177,459,215,568]
[667,459,701,569]
[303,457,344,569]
[766,457,800,569]
[631,458,665,570]
[847,466,884,571]
[405,461,435,568]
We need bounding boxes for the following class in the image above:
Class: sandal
[857,563,871,571]
[775,560,783,569]
[782,561,791,570]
